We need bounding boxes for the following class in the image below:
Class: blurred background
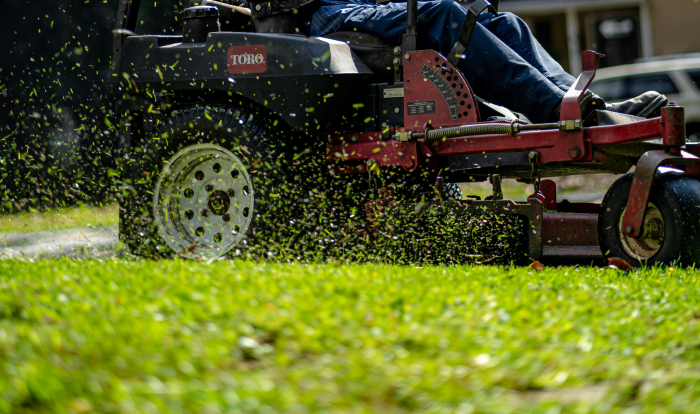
[501,0,700,74]
[1,0,699,216]
[0,0,182,215]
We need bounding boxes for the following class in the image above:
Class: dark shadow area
[0,0,182,213]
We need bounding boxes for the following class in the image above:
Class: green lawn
[1,260,700,413]
[0,204,118,234]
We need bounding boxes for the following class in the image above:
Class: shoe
[579,90,605,120]
[607,91,668,118]
[549,90,605,122]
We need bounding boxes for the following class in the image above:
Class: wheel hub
[618,203,665,261]
[153,144,254,260]
[208,190,231,216]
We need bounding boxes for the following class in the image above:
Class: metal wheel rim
[153,144,254,260]
[617,202,665,261]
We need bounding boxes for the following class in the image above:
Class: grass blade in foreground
[1,260,699,413]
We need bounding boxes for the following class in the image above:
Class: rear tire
[598,170,700,266]
[119,105,295,260]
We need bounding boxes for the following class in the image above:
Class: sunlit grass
[1,259,699,413]
[0,204,118,234]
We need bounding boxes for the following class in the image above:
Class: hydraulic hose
[402,121,560,143]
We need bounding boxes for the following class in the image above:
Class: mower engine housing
[183,6,221,43]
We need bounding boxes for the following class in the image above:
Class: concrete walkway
[0,226,122,259]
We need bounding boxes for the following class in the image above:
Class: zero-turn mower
[110,0,700,266]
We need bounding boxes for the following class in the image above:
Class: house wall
[649,0,700,56]
[501,0,700,69]
[520,13,571,72]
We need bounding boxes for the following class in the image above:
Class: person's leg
[337,0,567,122]
[455,21,568,122]
[477,12,576,94]
[471,12,667,119]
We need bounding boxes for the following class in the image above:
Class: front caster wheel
[598,170,700,267]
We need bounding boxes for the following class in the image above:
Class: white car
[590,56,700,140]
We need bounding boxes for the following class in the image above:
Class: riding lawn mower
[110,0,700,266]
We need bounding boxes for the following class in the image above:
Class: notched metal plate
[420,64,460,120]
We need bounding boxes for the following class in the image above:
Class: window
[687,70,700,90]
[627,73,679,97]
[591,78,627,101]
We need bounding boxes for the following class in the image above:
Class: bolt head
[568,146,582,159]
[394,107,400,114]
[404,53,410,60]
[255,4,261,10]
[393,46,401,55]
[350,135,359,142]
[392,58,401,66]
[626,225,633,234]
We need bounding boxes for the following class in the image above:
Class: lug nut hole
[195,227,205,237]
[231,169,240,179]
[222,214,231,222]
[195,170,205,181]
[213,163,222,173]
[184,188,194,199]
[213,233,222,243]
[201,209,209,217]
[185,210,194,220]
[205,184,214,192]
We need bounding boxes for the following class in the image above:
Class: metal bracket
[113,0,142,72]
[465,200,543,260]
[490,174,503,200]
[528,151,541,193]
[541,51,603,163]
[559,119,581,131]
[388,199,543,260]
[448,0,498,67]
[621,150,700,238]
[622,105,696,238]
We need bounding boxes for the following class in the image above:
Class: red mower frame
[326,49,700,261]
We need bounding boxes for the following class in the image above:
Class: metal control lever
[202,0,251,15]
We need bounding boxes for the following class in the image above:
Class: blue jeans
[320,0,576,123]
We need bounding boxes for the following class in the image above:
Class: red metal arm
[621,105,699,238]
[543,51,605,163]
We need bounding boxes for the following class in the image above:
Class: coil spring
[425,123,515,142]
